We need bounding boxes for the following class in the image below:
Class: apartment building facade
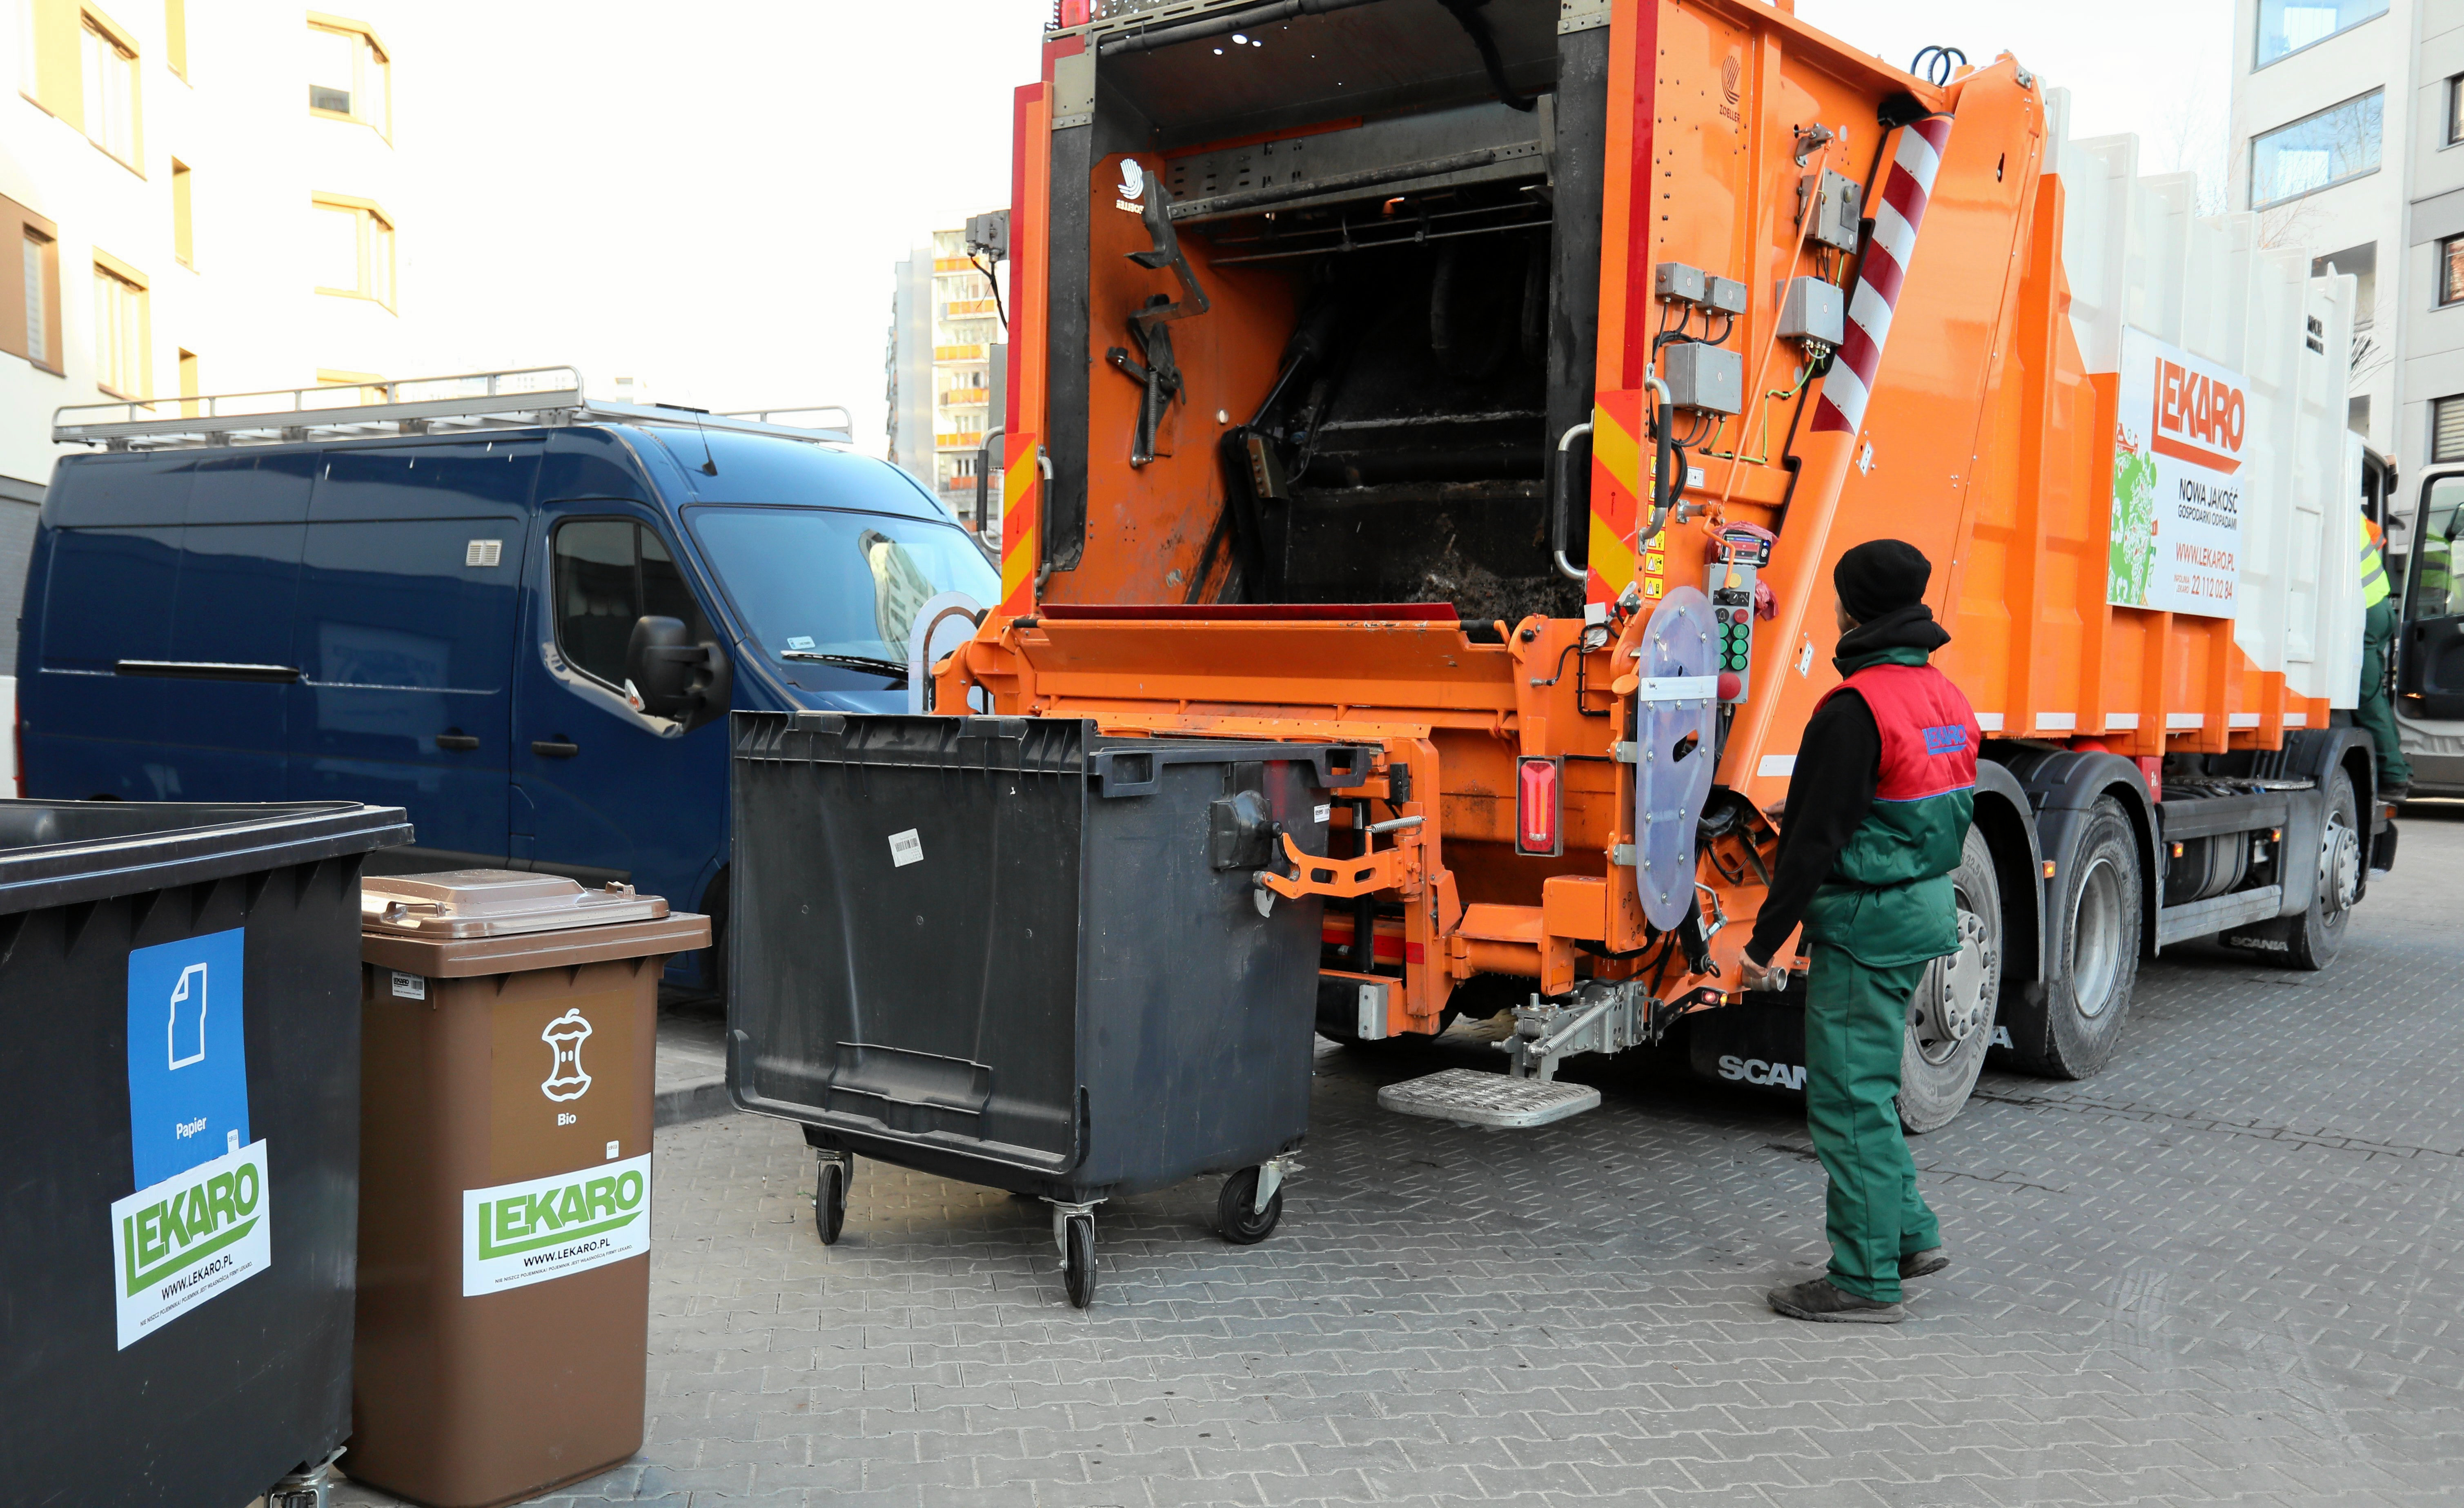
[0,1,409,666]
[884,223,1004,535]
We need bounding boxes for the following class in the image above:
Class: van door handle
[435,734,481,751]
[531,740,580,758]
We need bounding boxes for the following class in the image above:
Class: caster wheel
[1216,1166,1284,1245]
[814,1157,848,1245]
[1062,1214,1097,1308]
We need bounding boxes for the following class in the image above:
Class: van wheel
[2004,795,2142,1079]
[2278,768,2359,972]
[1898,826,2001,1133]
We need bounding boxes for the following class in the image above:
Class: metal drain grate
[1376,1068,1601,1129]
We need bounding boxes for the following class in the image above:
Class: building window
[2256,0,2387,66]
[91,256,147,399]
[176,347,198,414]
[20,225,56,369]
[2443,236,2464,308]
[2436,396,2464,465]
[171,158,192,266]
[310,195,395,308]
[79,11,138,167]
[307,17,389,135]
[2250,90,2383,209]
[165,0,184,79]
[2452,75,2464,147]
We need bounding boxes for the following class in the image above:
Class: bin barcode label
[109,1138,271,1350]
[465,539,503,567]
[888,829,924,867]
[1314,804,1331,823]
[463,1154,651,1295]
[391,971,426,1000]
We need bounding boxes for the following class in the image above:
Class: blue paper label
[126,927,250,1189]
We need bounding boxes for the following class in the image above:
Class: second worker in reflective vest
[2355,512,2410,801]
[1740,539,1978,1324]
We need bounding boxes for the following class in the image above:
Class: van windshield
[688,506,998,666]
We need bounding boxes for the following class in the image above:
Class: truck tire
[2280,767,2359,971]
[2004,795,2141,1079]
[1897,826,2002,1133]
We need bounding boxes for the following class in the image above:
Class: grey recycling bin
[727,712,1367,1306]
[0,799,410,1508]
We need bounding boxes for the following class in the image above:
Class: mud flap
[1631,586,1720,931]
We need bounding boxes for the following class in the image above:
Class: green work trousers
[2357,598,2411,788]
[1804,941,1940,1302]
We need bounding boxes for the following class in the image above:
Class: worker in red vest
[1740,539,1978,1323]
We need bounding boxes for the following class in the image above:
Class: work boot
[2382,782,2409,804]
[1766,1276,1904,1324]
[1900,1246,1950,1280]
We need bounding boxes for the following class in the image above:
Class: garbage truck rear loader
[915,0,2389,1136]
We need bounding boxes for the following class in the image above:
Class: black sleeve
[1745,691,1881,966]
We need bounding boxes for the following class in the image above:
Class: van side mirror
[625,616,730,726]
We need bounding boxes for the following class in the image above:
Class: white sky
[388,1,2229,460]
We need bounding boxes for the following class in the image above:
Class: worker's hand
[1738,952,1787,992]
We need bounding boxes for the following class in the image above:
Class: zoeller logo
[541,1008,593,1101]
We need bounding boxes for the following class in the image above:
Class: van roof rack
[51,365,855,451]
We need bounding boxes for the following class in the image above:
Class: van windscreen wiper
[779,650,909,681]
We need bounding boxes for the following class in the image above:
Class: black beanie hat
[1834,539,1932,622]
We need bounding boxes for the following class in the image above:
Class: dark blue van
[20,395,998,989]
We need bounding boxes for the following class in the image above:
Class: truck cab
[2388,456,2464,794]
[18,370,998,987]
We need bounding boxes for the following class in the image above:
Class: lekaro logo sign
[2150,356,2245,474]
[541,1007,593,1101]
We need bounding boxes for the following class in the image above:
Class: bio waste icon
[541,1008,594,1102]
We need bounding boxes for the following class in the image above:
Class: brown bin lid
[363,869,667,937]
[361,869,710,978]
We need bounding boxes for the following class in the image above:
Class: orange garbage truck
[914,0,2386,1138]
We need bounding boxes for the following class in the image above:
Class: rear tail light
[1516,755,1562,856]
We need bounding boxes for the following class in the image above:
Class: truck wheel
[2280,767,2359,972]
[1898,826,2002,1133]
[2005,795,2142,1078]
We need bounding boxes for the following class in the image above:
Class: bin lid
[360,869,668,938]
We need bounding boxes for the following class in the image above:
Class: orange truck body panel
[961,0,2355,1023]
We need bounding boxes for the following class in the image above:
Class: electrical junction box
[1806,168,1862,252]
[1664,343,1743,415]
[1704,276,1749,316]
[1654,261,1706,305]
[1778,276,1845,346]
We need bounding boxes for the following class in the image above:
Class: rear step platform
[1376,1068,1600,1129]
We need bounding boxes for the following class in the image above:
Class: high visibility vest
[2359,514,2390,608]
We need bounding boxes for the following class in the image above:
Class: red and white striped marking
[1812,115,1953,436]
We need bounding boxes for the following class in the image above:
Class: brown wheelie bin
[347,871,709,1508]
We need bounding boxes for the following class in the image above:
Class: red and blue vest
[1801,653,1980,964]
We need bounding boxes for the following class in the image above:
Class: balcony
[933,256,975,273]
[933,344,989,364]
[943,298,998,318]
[936,431,985,451]
[938,387,990,407]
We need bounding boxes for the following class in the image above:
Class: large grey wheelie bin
[0,798,409,1508]
[726,712,1368,1306]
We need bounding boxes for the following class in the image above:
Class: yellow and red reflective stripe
[997,432,1040,615]
[1587,390,1643,606]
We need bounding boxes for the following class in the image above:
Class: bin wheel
[1062,1214,1097,1308]
[814,1158,848,1245]
[1216,1167,1284,1245]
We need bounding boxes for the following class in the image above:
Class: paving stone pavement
[336,809,2464,1508]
